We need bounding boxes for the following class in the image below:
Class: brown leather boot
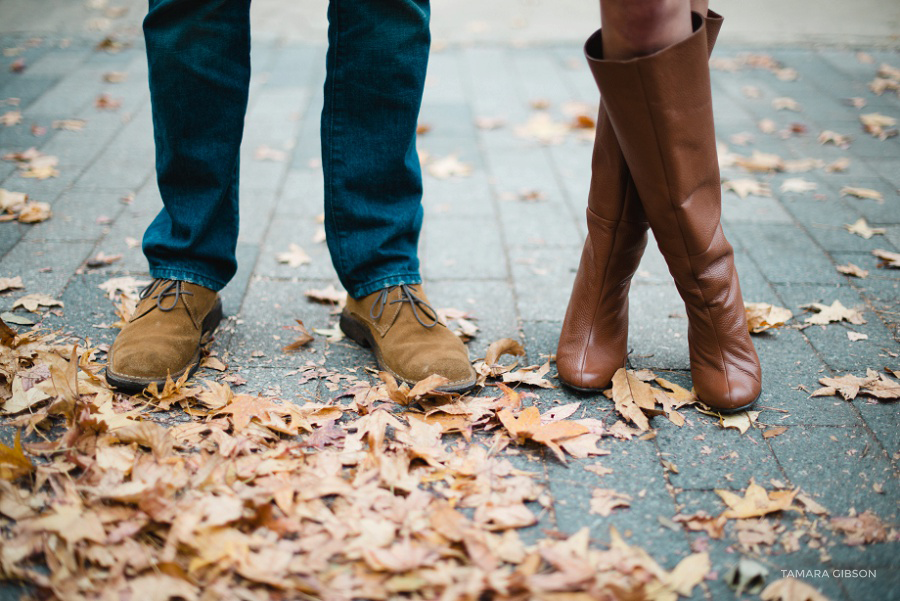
[106,279,223,393]
[556,10,724,392]
[584,13,760,412]
[340,284,477,393]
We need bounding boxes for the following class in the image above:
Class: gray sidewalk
[1,2,899,600]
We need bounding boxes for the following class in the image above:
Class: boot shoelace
[369,284,438,329]
[138,279,193,312]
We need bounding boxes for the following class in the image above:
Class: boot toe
[694,370,761,412]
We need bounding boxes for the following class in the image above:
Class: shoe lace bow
[139,279,193,312]
[369,284,438,328]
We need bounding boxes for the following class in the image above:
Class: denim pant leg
[322,0,430,299]
[141,0,251,292]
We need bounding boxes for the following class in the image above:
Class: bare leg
[600,0,692,60]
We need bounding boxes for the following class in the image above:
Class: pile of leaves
[0,323,727,600]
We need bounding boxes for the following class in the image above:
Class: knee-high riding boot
[581,12,760,411]
[556,11,724,392]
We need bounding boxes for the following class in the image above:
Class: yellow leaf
[0,430,33,480]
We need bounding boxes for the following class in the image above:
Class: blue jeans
[142,0,429,299]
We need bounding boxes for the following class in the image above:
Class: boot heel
[339,312,373,349]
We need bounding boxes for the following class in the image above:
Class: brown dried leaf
[744,302,793,333]
[0,430,33,480]
[836,263,868,278]
[761,578,831,601]
[801,300,866,325]
[872,248,900,268]
[589,488,631,517]
[716,481,798,519]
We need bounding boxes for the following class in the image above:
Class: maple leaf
[783,157,825,172]
[0,188,27,213]
[0,276,24,292]
[801,300,866,326]
[811,373,870,400]
[16,201,52,223]
[426,154,472,179]
[830,510,888,545]
[779,178,818,193]
[660,552,710,597]
[734,150,784,173]
[844,217,885,239]
[0,430,34,480]
[723,178,771,199]
[215,394,285,431]
[589,488,631,517]
[275,243,311,267]
[673,511,726,538]
[513,112,569,145]
[12,293,63,313]
[744,302,793,333]
[860,112,898,139]
[304,284,347,307]
[23,504,106,543]
[501,362,554,388]
[761,578,832,601]
[836,263,868,278]
[873,248,900,268]
[716,481,798,519]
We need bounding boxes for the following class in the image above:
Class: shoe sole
[339,310,477,395]
[559,374,758,414]
[105,298,224,395]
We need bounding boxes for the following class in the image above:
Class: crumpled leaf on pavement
[501,361,554,388]
[723,178,771,199]
[872,248,900,268]
[859,112,898,139]
[716,481,798,519]
[425,154,472,179]
[281,319,314,352]
[0,276,24,293]
[800,300,865,326]
[829,510,892,546]
[745,302,793,333]
[275,243,311,267]
[588,488,631,517]
[761,577,832,601]
[811,369,900,401]
[844,217,885,239]
[840,186,883,202]
[498,406,588,463]
[12,293,63,313]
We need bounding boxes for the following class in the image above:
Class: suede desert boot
[585,13,761,412]
[106,279,223,393]
[556,10,724,391]
[340,284,477,393]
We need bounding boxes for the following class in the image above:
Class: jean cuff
[348,273,422,299]
[149,267,227,292]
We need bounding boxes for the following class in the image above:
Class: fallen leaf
[17,201,52,223]
[847,331,868,342]
[830,510,888,545]
[95,93,121,110]
[0,276,24,292]
[872,248,900,268]
[840,186,883,202]
[282,319,314,352]
[735,150,784,173]
[801,300,866,326]
[0,110,21,126]
[589,488,631,517]
[723,178,772,199]
[762,426,788,439]
[716,481,798,519]
[836,263,868,278]
[12,293,63,312]
[475,116,506,130]
[426,155,472,179]
[484,338,525,366]
[609,368,654,431]
[513,112,569,145]
[275,243,311,267]
[772,97,801,111]
[779,178,817,194]
[52,118,86,131]
[744,302,793,333]
[860,112,898,139]
[254,145,287,162]
[817,130,850,147]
